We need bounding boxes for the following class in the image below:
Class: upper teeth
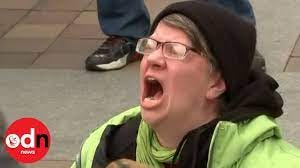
[147,77,156,81]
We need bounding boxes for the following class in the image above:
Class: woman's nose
[145,48,166,70]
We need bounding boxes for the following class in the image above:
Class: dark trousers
[97,0,255,39]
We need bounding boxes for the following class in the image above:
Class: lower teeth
[146,97,155,100]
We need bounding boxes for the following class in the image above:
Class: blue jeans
[97,0,255,39]
[210,0,256,24]
[97,0,150,39]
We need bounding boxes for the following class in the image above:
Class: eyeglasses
[135,37,200,60]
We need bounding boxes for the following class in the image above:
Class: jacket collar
[207,115,281,168]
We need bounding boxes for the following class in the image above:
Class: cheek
[168,63,210,100]
[170,74,207,99]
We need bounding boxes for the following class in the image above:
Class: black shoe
[85,36,140,71]
[251,49,266,72]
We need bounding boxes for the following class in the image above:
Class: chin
[141,107,166,127]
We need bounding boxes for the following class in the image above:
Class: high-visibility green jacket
[72,106,300,168]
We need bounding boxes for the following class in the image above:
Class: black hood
[222,70,283,120]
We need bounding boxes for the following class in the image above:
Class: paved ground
[0,0,299,167]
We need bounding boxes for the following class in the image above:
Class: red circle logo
[4,118,51,163]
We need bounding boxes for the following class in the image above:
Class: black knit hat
[150,1,256,100]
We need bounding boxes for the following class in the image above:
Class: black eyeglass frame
[136,37,203,60]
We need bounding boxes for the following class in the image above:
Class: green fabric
[74,106,141,168]
[136,121,176,168]
[73,107,300,168]
[207,115,300,168]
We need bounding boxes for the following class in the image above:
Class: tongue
[153,89,163,99]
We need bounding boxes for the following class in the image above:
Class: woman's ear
[206,72,226,100]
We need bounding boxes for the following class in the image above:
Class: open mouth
[143,76,164,101]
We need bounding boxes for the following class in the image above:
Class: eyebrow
[148,36,162,42]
